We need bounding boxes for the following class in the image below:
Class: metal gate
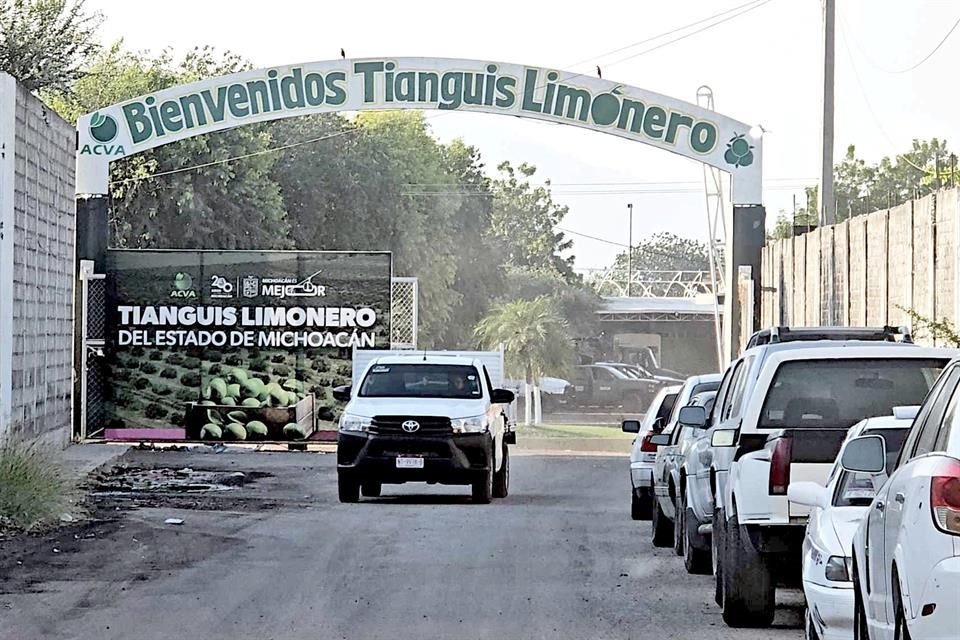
[390,277,418,350]
[78,260,106,440]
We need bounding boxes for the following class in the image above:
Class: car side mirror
[787,481,829,509]
[649,433,672,447]
[492,388,515,404]
[840,435,886,474]
[622,419,641,433]
[678,405,707,429]
[332,385,352,402]
[711,429,738,448]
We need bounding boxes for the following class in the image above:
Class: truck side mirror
[492,389,515,404]
[622,419,641,433]
[650,433,672,447]
[332,385,352,402]
[711,429,738,448]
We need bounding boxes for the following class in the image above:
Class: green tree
[499,266,599,340]
[475,296,573,424]
[48,45,290,250]
[0,0,101,93]
[490,162,576,280]
[770,185,818,240]
[598,232,712,295]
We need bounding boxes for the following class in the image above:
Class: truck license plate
[396,457,424,469]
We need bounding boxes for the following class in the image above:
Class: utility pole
[818,0,837,225]
[626,203,634,297]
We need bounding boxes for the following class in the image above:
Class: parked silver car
[650,374,721,567]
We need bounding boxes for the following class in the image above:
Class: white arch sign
[76,57,762,203]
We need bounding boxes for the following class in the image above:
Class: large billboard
[100,250,391,442]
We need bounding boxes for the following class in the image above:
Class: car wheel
[805,608,820,640]
[472,456,494,505]
[492,443,509,499]
[893,576,911,640]
[683,499,712,575]
[361,481,381,498]
[721,511,775,627]
[852,556,870,640]
[673,495,684,556]
[713,508,724,606]
[338,474,360,503]
[631,488,652,520]
[651,497,674,547]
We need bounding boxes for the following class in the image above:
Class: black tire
[893,575,911,640]
[471,445,496,504]
[713,508,724,606]
[721,512,775,628]
[651,497,674,547]
[805,608,821,640]
[672,494,684,556]
[361,481,381,498]
[492,444,509,499]
[631,488,652,520]
[338,474,360,503]
[853,557,870,640]
[683,503,712,575]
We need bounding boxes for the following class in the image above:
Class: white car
[710,343,954,627]
[842,357,960,640]
[623,385,681,520]
[787,407,917,640]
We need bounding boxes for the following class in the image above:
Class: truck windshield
[358,364,484,399]
[759,358,947,429]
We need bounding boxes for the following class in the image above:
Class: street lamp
[626,203,633,297]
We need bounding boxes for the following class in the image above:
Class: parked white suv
[334,355,516,504]
[843,356,960,640]
[708,343,954,627]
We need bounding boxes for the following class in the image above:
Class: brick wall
[0,75,76,446]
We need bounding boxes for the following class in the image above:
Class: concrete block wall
[760,188,960,347]
[0,74,76,446]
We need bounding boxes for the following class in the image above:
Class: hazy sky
[85,0,960,270]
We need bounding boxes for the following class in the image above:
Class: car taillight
[640,434,658,453]
[769,437,793,496]
[930,460,960,535]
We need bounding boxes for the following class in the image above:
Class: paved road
[1,451,803,640]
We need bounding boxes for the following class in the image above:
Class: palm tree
[475,296,573,425]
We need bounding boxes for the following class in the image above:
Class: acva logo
[79,111,126,156]
[170,272,197,298]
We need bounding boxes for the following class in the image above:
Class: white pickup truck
[706,343,955,628]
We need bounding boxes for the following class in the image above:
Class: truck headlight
[451,415,487,434]
[825,556,852,582]
[339,413,372,432]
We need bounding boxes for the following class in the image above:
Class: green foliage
[489,162,576,280]
[770,186,819,240]
[47,44,291,251]
[0,0,102,93]
[139,361,158,375]
[144,403,167,419]
[500,266,600,339]
[600,232,713,294]
[475,296,573,382]
[898,307,960,346]
[0,438,66,530]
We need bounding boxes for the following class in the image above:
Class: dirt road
[0,448,802,640]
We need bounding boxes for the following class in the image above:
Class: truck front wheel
[721,513,775,627]
[492,443,509,499]
[338,473,360,503]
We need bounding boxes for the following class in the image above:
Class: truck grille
[369,416,453,436]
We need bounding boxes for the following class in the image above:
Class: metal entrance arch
[74,57,766,363]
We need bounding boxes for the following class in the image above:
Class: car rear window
[758,358,947,429]
[359,364,483,399]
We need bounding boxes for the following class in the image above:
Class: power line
[401,185,812,197]
[562,0,769,72]
[403,177,814,188]
[837,21,934,176]
[600,0,777,71]
[110,125,363,186]
[841,9,960,74]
